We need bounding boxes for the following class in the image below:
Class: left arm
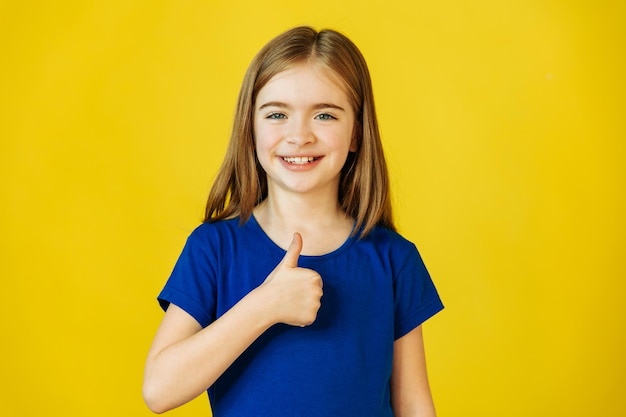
[390,325,437,417]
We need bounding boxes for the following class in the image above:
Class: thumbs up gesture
[260,233,323,327]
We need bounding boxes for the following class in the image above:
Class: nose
[286,117,314,147]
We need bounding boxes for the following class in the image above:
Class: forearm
[143,287,275,413]
[393,400,436,417]
[390,326,437,417]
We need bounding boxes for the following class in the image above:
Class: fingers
[262,232,323,327]
[281,232,303,269]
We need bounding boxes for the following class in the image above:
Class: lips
[281,156,320,165]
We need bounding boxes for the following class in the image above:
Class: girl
[143,26,444,417]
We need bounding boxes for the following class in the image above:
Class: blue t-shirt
[158,216,443,417]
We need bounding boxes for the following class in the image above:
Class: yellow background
[2,1,624,416]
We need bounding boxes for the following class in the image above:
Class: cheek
[339,124,357,152]
[254,132,270,155]
[253,122,267,151]
[253,130,272,168]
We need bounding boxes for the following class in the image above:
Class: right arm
[143,291,275,413]
[142,232,321,413]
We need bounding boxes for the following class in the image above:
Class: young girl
[143,26,444,417]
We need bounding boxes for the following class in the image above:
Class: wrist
[244,285,280,330]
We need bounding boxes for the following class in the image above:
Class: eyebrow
[257,101,345,112]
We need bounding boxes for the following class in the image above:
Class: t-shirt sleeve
[157,229,217,328]
[393,244,444,340]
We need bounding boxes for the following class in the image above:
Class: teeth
[283,156,315,164]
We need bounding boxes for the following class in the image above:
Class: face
[253,62,357,199]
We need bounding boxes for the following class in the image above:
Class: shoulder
[185,216,267,253]
[188,217,241,240]
[361,225,418,255]
[355,225,429,275]
[182,218,245,254]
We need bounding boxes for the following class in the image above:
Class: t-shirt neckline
[248,214,357,260]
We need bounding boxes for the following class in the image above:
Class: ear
[350,137,359,152]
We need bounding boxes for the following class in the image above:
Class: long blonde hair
[204,26,395,237]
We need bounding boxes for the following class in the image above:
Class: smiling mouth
[281,156,320,164]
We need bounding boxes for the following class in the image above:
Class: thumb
[282,232,303,268]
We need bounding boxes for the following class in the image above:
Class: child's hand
[260,232,323,327]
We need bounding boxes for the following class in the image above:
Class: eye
[266,112,286,120]
[315,113,336,121]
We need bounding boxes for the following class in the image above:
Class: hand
[260,232,323,327]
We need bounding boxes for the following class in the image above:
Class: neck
[258,189,345,229]
[253,189,354,255]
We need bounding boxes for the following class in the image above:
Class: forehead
[256,62,349,105]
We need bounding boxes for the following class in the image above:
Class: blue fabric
[158,216,444,417]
